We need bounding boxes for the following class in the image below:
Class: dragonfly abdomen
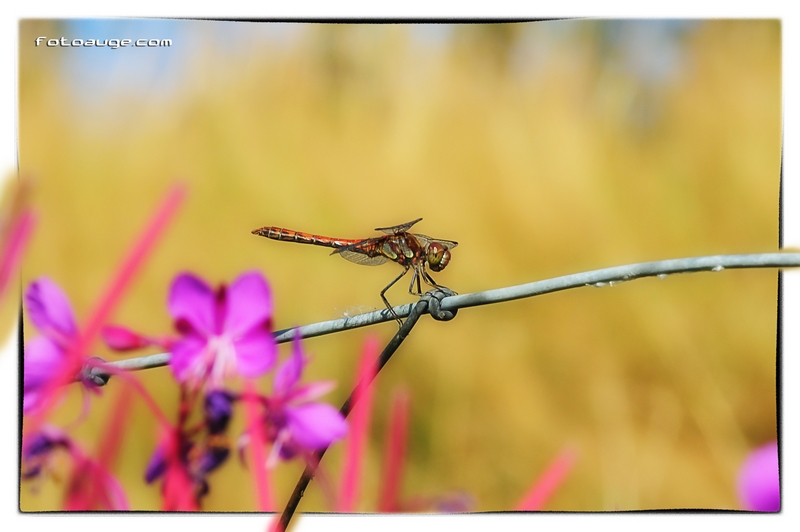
[251,226,357,249]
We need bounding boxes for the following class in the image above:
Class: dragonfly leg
[381,266,409,326]
[407,268,421,296]
[421,268,458,295]
[421,269,441,289]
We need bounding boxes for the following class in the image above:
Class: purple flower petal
[274,334,305,396]
[290,381,337,404]
[165,271,279,389]
[169,333,209,383]
[232,326,277,378]
[144,446,168,484]
[25,277,78,341]
[24,337,65,388]
[204,390,236,435]
[22,427,71,479]
[23,389,47,417]
[168,273,215,337]
[285,403,347,450]
[23,336,66,414]
[196,445,230,475]
[738,441,780,512]
[23,429,69,460]
[223,271,274,337]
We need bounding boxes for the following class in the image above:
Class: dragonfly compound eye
[427,242,451,272]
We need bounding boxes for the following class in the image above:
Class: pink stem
[26,185,186,432]
[95,385,134,467]
[70,183,187,366]
[378,388,410,512]
[65,386,135,510]
[516,447,578,511]
[245,379,273,511]
[0,209,36,296]
[338,336,379,512]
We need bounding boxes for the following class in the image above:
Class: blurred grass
[17,20,780,511]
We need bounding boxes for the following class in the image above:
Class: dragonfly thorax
[426,242,451,272]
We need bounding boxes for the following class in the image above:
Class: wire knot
[422,288,457,321]
[81,356,111,387]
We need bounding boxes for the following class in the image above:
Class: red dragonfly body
[252,218,457,324]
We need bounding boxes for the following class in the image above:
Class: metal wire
[89,251,800,381]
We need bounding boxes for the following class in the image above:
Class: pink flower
[23,277,97,414]
[167,271,278,389]
[263,335,347,464]
[738,441,780,512]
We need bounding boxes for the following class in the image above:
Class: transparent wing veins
[334,248,390,266]
[375,218,423,235]
[412,233,459,250]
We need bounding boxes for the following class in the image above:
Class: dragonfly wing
[334,247,391,266]
[375,218,423,235]
[413,233,459,250]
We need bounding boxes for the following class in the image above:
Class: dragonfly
[251,218,458,325]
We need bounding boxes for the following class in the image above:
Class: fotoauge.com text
[35,37,173,49]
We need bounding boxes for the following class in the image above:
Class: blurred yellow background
[17,20,780,511]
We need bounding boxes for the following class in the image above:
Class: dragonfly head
[426,242,451,272]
